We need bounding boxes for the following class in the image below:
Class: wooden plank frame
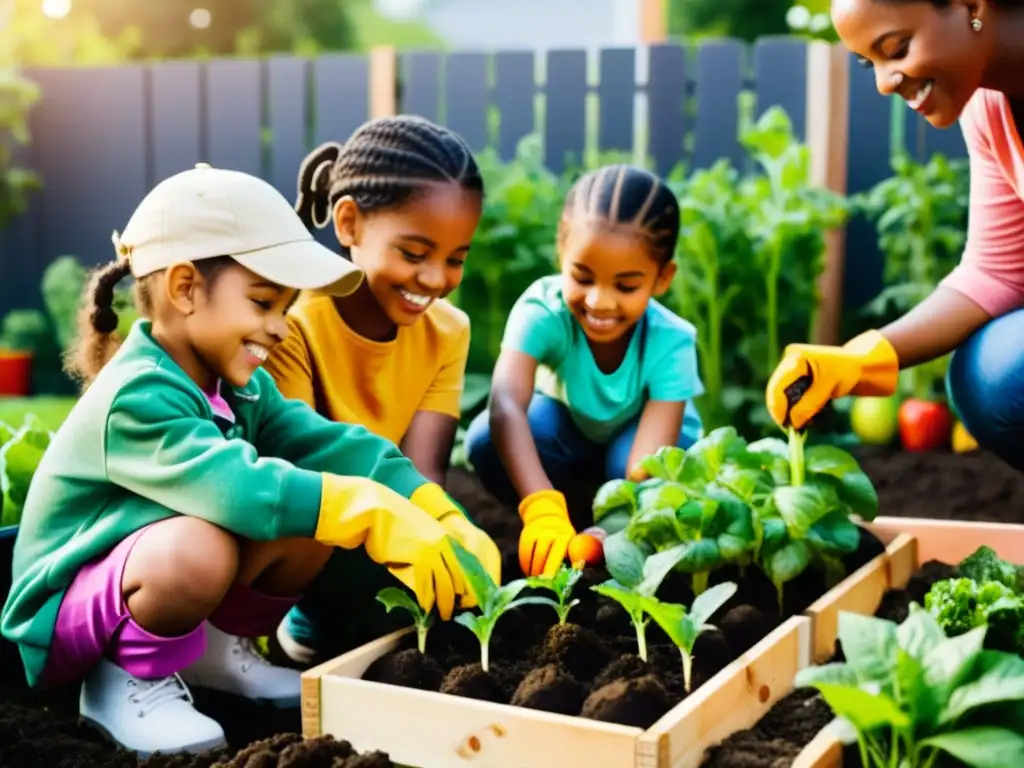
[301,616,812,768]
[792,516,1024,766]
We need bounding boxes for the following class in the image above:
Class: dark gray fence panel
[313,54,369,146]
[544,49,587,173]
[647,43,687,176]
[268,56,309,200]
[753,37,807,140]
[444,52,489,151]
[493,52,534,160]
[692,40,745,170]
[149,61,203,183]
[30,66,149,274]
[205,59,262,176]
[598,48,635,154]
[400,52,443,122]
[0,141,38,311]
[842,55,895,312]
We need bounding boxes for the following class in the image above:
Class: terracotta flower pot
[0,351,32,397]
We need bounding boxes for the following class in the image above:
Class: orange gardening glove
[409,483,502,608]
[766,330,899,430]
[518,490,575,577]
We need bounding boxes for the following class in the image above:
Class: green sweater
[1,321,428,686]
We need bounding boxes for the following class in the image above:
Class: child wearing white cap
[0,164,499,756]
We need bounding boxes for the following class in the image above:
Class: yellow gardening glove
[315,475,467,620]
[518,490,575,578]
[409,483,502,607]
[766,330,899,431]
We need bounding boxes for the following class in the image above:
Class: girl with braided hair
[264,115,488,665]
[465,164,705,578]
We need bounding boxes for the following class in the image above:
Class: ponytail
[64,259,133,387]
[295,142,343,231]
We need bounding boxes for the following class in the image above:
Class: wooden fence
[0,38,967,336]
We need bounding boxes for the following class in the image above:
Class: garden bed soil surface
[0,446,1018,765]
[698,559,960,767]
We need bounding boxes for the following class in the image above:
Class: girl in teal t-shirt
[465,164,704,578]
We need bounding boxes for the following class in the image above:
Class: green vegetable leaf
[689,581,738,628]
[593,479,638,533]
[603,531,650,589]
[626,506,687,550]
[922,625,987,694]
[771,482,837,539]
[593,580,645,615]
[760,529,811,587]
[939,651,1024,726]
[837,612,898,686]
[376,587,425,620]
[807,511,861,556]
[637,544,690,597]
[447,537,499,608]
[638,446,686,482]
[814,683,910,731]
[896,604,945,661]
[919,727,1024,768]
[794,662,859,688]
[803,445,879,520]
[958,546,1024,594]
[680,427,748,486]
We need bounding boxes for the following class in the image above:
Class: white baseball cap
[113,163,363,296]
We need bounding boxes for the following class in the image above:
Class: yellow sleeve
[417,319,469,419]
[264,316,316,408]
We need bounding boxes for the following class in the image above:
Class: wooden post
[369,45,397,119]
[639,0,667,43]
[805,42,850,345]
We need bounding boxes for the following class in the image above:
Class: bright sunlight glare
[189,7,211,29]
[41,0,71,20]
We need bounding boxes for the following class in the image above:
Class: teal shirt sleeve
[250,369,428,499]
[500,278,569,364]
[646,318,705,403]
[104,366,325,542]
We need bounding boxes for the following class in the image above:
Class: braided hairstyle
[295,115,483,253]
[64,255,234,387]
[560,165,680,266]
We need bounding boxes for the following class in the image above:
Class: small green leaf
[638,544,690,597]
[376,587,424,620]
[593,480,638,526]
[603,532,649,589]
[794,662,859,689]
[896,605,945,661]
[638,446,686,482]
[772,483,837,539]
[919,727,1024,768]
[592,580,645,616]
[689,581,738,627]
[447,537,498,608]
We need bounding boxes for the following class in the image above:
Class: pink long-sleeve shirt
[939,89,1024,317]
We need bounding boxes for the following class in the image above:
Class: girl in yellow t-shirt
[264,116,485,665]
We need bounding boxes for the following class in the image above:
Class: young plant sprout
[376,587,433,654]
[447,537,530,672]
[523,564,583,625]
[592,544,688,661]
[642,581,738,693]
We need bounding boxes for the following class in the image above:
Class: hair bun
[296,142,342,230]
[91,305,119,334]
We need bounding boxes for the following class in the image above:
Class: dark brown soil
[698,559,959,767]
[366,468,886,729]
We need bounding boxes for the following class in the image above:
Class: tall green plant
[0,68,40,232]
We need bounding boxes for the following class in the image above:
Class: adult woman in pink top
[766,0,1024,470]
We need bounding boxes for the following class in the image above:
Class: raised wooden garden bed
[787,516,1024,768]
[301,615,811,768]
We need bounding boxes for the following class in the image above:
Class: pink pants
[42,520,298,687]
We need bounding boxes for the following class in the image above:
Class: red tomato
[898,399,954,452]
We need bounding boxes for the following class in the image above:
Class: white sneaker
[179,622,301,708]
[274,617,318,666]
[80,658,226,757]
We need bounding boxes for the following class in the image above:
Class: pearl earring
[971,17,983,31]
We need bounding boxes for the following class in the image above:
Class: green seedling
[641,581,738,692]
[448,537,530,672]
[523,564,583,625]
[376,587,432,654]
[592,544,688,661]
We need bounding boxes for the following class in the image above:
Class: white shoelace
[126,674,192,717]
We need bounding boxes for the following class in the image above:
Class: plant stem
[633,614,648,661]
[692,571,709,596]
[775,583,785,615]
[681,649,694,693]
[416,624,428,655]
[787,427,806,486]
[765,247,781,380]
[480,640,490,673]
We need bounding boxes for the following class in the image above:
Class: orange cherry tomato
[568,532,603,568]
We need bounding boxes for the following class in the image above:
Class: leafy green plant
[447,537,531,672]
[0,413,52,527]
[376,587,433,654]
[524,564,583,626]
[958,546,1024,594]
[925,578,1023,656]
[796,607,1024,768]
[642,580,737,692]
[0,68,41,232]
[592,545,688,661]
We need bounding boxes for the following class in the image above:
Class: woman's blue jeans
[464,393,703,505]
[946,307,1024,472]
